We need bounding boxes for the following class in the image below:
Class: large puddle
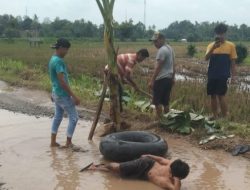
[0,109,250,190]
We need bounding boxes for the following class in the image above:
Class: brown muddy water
[0,110,250,190]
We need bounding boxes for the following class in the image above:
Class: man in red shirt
[106,49,149,91]
[105,49,150,113]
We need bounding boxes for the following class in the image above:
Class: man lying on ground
[87,154,190,190]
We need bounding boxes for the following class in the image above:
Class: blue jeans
[51,94,79,138]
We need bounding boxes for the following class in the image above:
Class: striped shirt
[117,53,137,78]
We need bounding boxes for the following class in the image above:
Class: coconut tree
[88,0,120,140]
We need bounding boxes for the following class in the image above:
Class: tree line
[0,14,250,42]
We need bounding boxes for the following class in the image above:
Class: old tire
[99,131,168,162]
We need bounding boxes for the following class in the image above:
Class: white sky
[0,0,249,29]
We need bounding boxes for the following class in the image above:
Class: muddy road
[0,81,250,190]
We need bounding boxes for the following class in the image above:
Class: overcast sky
[0,0,249,29]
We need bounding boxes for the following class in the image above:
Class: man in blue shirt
[49,38,80,147]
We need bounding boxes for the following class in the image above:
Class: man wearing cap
[149,32,175,119]
[49,38,80,148]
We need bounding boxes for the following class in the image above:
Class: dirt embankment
[0,81,98,120]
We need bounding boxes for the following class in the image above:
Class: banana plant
[96,0,121,130]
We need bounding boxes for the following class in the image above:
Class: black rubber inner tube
[99,131,168,162]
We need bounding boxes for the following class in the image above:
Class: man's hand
[141,154,150,158]
[172,77,175,86]
[148,81,154,92]
[72,96,80,106]
[205,42,221,61]
[212,41,221,50]
[230,76,237,84]
[133,85,140,92]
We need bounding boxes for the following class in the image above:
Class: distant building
[28,38,43,47]
[181,38,187,43]
[25,29,43,47]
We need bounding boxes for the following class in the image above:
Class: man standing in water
[149,32,175,119]
[87,154,189,190]
[49,38,80,148]
[205,23,237,119]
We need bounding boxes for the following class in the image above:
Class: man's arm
[142,154,169,165]
[151,177,181,190]
[124,72,138,89]
[148,59,164,90]
[57,73,80,105]
[230,59,237,83]
[205,42,220,61]
[172,51,176,85]
[172,177,181,190]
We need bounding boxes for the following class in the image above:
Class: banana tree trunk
[108,73,121,131]
[96,0,121,131]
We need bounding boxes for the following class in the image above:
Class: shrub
[236,44,248,64]
[187,44,197,57]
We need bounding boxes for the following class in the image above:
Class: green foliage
[0,59,27,74]
[1,14,250,41]
[1,40,250,137]
[236,43,248,63]
[159,110,238,137]
[160,110,205,134]
[187,44,197,57]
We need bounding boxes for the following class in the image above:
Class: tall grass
[0,40,250,126]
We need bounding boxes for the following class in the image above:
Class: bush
[236,44,248,64]
[187,44,197,57]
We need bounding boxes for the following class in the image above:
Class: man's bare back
[145,155,181,190]
[86,155,189,190]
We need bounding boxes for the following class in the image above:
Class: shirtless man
[87,154,189,190]
[105,49,150,112]
[105,49,149,90]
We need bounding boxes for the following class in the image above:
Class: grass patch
[0,40,250,138]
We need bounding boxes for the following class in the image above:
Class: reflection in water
[50,148,80,190]
[198,161,224,189]
[246,165,250,184]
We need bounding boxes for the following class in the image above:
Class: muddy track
[0,93,97,120]
[0,81,100,121]
[0,93,54,117]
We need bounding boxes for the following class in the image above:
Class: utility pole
[144,0,146,29]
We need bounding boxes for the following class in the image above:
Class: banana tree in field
[96,0,121,130]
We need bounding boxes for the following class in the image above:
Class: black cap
[51,38,71,49]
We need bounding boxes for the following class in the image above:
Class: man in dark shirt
[205,23,237,119]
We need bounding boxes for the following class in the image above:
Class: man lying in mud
[86,154,189,190]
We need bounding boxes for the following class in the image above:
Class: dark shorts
[153,78,173,106]
[207,78,228,96]
[119,158,155,180]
